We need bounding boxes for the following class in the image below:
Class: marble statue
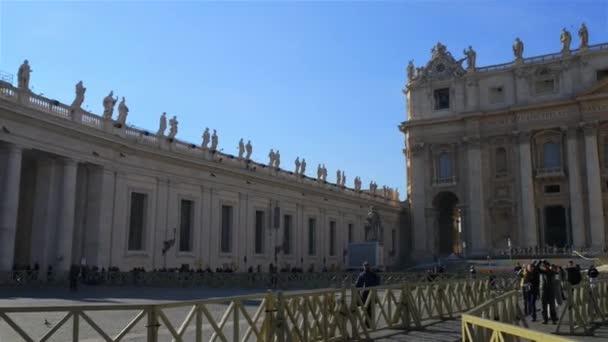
[102,91,118,120]
[336,169,341,185]
[157,112,167,136]
[560,28,572,55]
[407,60,415,82]
[294,157,301,174]
[323,165,328,181]
[463,46,476,70]
[394,188,400,201]
[117,97,129,125]
[579,23,589,50]
[245,140,252,160]
[300,158,306,176]
[70,81,86,110]
[274,150,281,168]
[201,128,210,149]
[513,38,524,62]
[168,115,178,139]
[238,139,245,159]
[17,60,31,90]
[364,206,383,243]
[355,177,362,191]
[210,129,218,151]
[341,171,346,187]
[317,164,322,181]
[268,149,276,166]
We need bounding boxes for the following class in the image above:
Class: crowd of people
[516,260,599,324]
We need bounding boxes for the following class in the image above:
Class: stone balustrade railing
[0,82,399,205]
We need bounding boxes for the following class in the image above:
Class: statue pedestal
[347,241,384,270]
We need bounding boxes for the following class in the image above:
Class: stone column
[566,127,586,248]
[0,144,22,271]
[409,143,429,260]
[55,158,78,272]
[582,123,606,249]
[464,136,487,255]
[517,131,538,247]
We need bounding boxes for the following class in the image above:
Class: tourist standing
[520,264,538,321]
[565,260,581,286]
[539,261,557,324]
[588,264,599,288]
[355,262,380,327]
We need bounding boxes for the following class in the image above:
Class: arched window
[542,142,561,169]
[495,147,507,175]
[438,152,453,180]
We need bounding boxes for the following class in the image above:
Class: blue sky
[1,1,606,199]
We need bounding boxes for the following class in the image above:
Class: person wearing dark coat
[355,262,380,327]
[539,262,557,324]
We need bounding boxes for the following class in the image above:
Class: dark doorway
[433,192,460,255]
[544,206,567,247]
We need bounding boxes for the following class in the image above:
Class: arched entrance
[433,192,461,256]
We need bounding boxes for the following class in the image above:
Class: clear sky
[1,1,606,199]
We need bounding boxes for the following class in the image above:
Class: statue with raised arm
[210,129,218,151]
[238,138,245,159]
[560,28,572,55]
[157,112,167,136]
[268,149,276,166]
[103,91,118,120]
[117,97,129,125]
[17,60,32,91]
[579,23,589,50]
[168,115,178,139]
[245,140,252,160]
[407,60,415,82]
[365,206,383,243]
[513,37,524,62]
[274,150,281,168]
[463,46,476,71]
[294,157,301,174]
[70,81,86,110]
[300,158,307,176]
[201,128,210,149]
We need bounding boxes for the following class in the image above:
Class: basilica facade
[401,25,608,260]
[0,63,404,275]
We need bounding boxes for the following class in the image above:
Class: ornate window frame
[490,137,510,179]
[431,143,457,186]
[533,129,565,178]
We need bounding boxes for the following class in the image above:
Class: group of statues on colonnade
[407,23,591,83]
[13,60,399,201]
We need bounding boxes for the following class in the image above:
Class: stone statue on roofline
[201,128,210,149]
[238,138,245,159]
[513,37,524,63]
[579,23,589,50]
[157,112,167,136]
[274,150,281,168]
[210,129,218,151]
[317,164,322,181]
[336,169,341,185]
[168,115,178,139]
[268,149,276,166]
[322,164,328,181]
[116,97,129,125]
[341,171,346,188]
[300,158,306,176]
[560,28,572,55]
[103,91,118,120]
[17,60,32,91]
[294,157,301,174]
[70,81,86,110]
[407,60,415,82]
[245,140,252,160]
[463,46,476,71]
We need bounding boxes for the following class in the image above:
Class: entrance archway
[432,192,461,255]
[544,206,568,247]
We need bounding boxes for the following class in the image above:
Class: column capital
[461,136,482,148]
[409,142,426,156]
[0,142,23,155]
[512,130,531,143]
[59,157,79,167]
[580,121,599,136]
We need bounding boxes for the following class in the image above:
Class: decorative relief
[515,109,570,123]
[580,121,599,135]
[409,142,426,156]
[581,101,608,113]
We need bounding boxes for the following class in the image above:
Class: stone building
[0,63,404,275]
[401,25,608,260]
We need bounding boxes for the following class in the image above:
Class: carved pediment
[410,43,465,87]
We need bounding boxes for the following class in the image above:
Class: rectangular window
[308,218,316,255]
[179,199,194,252]
[329,221,336,256]
[220,205,233,253]
[283,215,292,255]
[255,210,265,254]
[348,223,353,243]
[535,79,555,94]
[544,184,561,194]
[597,69,608,82]
[433,88,450,110]
[128,192,147,251]
[489,86,504,104]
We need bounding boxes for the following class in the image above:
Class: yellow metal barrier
[0,279,490,341]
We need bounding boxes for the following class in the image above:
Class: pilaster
[515,130,538,247]
[0,143,23,271]
[55,158,79,273]
[566,127,586,248]
[582,122,606,249]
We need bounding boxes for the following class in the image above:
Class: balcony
[433,176,457,187]
[535,166,565,179]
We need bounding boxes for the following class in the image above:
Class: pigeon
[44,319,52,328]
